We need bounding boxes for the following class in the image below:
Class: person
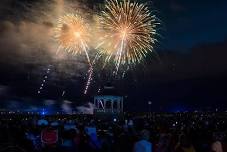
[41,126,58,147]
[175,134,196,152]
[211,141,223,152]
[134,129,152,152]
[156,134,171,152]
[211,133,224,152]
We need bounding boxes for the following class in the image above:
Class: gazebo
[94,84,123,114]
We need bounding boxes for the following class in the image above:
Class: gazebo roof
[96,83,122,96]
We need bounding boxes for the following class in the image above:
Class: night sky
[0,0,227,112]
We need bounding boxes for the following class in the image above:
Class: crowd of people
[0,112,227,152]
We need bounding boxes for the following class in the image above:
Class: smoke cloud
[0,0,96,87]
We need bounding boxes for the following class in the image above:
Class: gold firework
[55,13,91,62]
[97,0,159,70]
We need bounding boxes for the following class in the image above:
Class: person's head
[213,132,224,142]
[179,134,190,147]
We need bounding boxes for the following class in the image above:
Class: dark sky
[0,0,227,111]
[153,0,227,49]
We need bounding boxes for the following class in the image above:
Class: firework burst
[55,13,94,94]
[55,13,91,63]
[97,0,159,71]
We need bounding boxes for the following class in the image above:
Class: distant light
[41,109,46,115]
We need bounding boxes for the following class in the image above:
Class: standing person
[211,133,224,152]
[41,126,58,150]
[134,129,152,152]
[175,134,196,152]
[156,134,171,152]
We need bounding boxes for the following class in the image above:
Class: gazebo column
[96,99,98,109]
[97,99,99,109]
[117,100,120,112]
[121,97,123,112]
[104,99,107,112]
[94,98,96,108]
[111,100,114,112]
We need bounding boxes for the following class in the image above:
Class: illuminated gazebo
[94,84,123,114]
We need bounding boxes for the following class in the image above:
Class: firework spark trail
[83,54,100,95]
[82,41,93,95]
[75,31,94,95]
[80,38,92,65]
[84,66,93,94]
[97,0,159,71]
[55,13,95,94]
[116,32,126,72]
